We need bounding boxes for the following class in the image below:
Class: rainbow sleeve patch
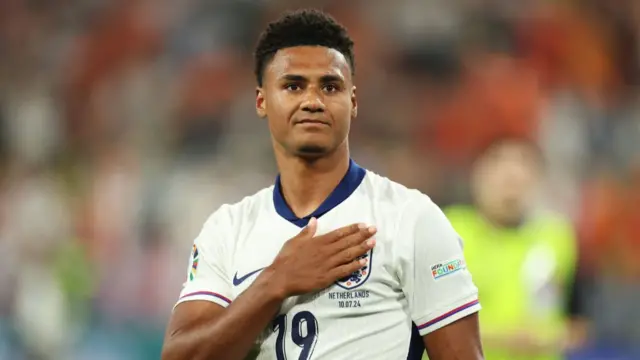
[431,258,466,280]
[189,244,199,281]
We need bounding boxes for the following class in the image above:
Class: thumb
[301,217,318,238]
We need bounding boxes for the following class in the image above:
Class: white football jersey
[176,160,480,360]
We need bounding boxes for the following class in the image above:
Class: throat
[281,169,346,219]
[481,211,526,229]
[273,156,365,226]
[289,199,325,219]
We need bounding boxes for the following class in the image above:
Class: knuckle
[343,250,353,263]
[337,267,350,278]
[350,261,361,272]
[348,238,359,248]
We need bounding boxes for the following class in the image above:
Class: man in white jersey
[162,9,483,360]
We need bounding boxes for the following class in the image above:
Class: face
[256,46,357,159]
[472,141,542,225]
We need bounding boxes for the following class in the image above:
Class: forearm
[162,269,286,360]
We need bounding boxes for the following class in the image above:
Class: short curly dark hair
[254,9,355,86]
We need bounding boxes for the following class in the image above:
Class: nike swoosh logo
[233,267,265,286]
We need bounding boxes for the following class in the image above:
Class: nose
[300,91,325,113]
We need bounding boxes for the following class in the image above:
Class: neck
[275,146,350,218]
[478,207,526,230]
[487,215,524,229]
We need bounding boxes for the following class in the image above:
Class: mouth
[294,119,329,126]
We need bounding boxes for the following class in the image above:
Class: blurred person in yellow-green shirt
[441,136,586,360]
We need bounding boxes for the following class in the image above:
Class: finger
[329,238,376,267]
[299,217,318,239]
[320,223,364,243]
[307,218,318,237]
[330,257,369,281]
[329,225,376,253]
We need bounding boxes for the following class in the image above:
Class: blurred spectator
[444,137,584,360]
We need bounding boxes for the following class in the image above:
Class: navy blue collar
[273,159,366,227]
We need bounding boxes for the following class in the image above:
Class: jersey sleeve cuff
[414,297,481,336]
[174,291,232,310]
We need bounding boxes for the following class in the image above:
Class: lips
[294,119,329,125]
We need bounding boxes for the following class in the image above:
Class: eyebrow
[280,74,344,83]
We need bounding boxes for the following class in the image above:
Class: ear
[256,87,267,118]
[351,86,358,119]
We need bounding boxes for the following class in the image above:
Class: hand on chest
[230,214,398,312]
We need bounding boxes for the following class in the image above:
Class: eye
[323,84,339,92]
[285,83,301,91]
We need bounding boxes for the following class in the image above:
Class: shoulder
[442,205,479,225]
[529,210,574,233]
[527,210,577,251]
[361,170,432,210]
[362,170,449,226]
[202,186,274,234]
[442,204,477,218]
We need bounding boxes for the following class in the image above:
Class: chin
[294,143,331,159]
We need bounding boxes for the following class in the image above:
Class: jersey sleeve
[398,195,481,336]
[175,206,234,309]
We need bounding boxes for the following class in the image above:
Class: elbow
[160,328,180,360]
[161,337,224,360]
[160,340,180,360]
[161,334,191,360]
[161,343,199,360]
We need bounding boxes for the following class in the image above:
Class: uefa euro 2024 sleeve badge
[335,248,373,290]
[189,244,199,281]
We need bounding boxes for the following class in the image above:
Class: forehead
[490,142,534,158]
[265,46,351,81]
[480,141,540,168]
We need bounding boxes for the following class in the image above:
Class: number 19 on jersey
[272,311,319,360]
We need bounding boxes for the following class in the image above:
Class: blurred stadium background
[0,0,639,359]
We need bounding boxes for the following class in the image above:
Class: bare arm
[424,313,484,360]
[162,268,285,360]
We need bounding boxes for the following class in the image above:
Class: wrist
[255,265,289,302]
